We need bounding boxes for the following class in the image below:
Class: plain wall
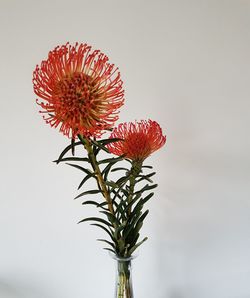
[0,0,250,297]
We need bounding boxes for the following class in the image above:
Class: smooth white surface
[0,0,250,297]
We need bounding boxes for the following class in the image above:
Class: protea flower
[107,120,166,161]
[33,42,124,139]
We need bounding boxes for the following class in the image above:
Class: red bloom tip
[33,42,125,139]
[107,120,166,161]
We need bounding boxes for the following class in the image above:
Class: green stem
[117,260,133,298]
[127,160,142,215]
[82,137,115,216]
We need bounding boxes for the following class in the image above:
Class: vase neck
[112,255,135,298]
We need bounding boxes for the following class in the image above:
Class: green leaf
[91,224,115,241]
[128,231,140,248]
[128,200,144,219]
[82,200,99,206]
[115,199,127,221]
[100,211,120,226]
[102,163,115,181]
[111,167,128,173]
[128,210,149,242]
[78,173,96,190]
[114,221,127,239]
[97,201,109,208]
[137,209,149,224]
[111,176,130,205]
[71,138,75,156]
[141,192,154,204]
[124,209,149,243]
[97,239,115,248]
[99,138,123,146]
[78,217,113,227]
[126,193,154,216]
[77,134,87,146]
[105,180,119,189]
[134,184,158,195]
[55,141,82,164]
[115,176,130,186]
[91,140,110,153]
[98,156,124,165]
[121,189,129,197]
[103,247,116,254]
[74,189,103,200]
[123,211,142,239]
[141,165,153,169]
[128,237,148,255]
[66,163,93,175]
[53,157,90,163]
[137,172,156,183]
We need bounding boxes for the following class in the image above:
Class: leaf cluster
[54,136,158,257]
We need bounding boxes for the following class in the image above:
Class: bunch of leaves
[54,136,158,257]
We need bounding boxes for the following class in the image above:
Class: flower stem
[116,260,133,298]
[127,160,142,214]
[82,137,115,215]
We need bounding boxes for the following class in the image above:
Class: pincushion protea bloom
[107,120,166,161]
[33,42,124,139]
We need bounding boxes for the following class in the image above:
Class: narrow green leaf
[74,189,103,200]
[141,165,153,169]
[141,192,154,204]
[111,167,128,173]
[99,138,123,146]
[100,211,120,226]
[121,189,129,196]
[91,224,115,241]
[78,217,112,227]
[115,199,127,221]
[98,156,124,165]
[102,163,115,181]
[128,237,148,255]
[111,176,130,205]
[78,173,96,190]
[77,134,87,146]
[82,200,99,206]
[97,239,115,248]
[71,138,75,156]
[137,172,156,183]
[82,200,109,211]
[66,163,93,175]
[123,211,142,239]
[114,176,130,187]
[134,184,158,195]
[91,140,110,153]
[55,141,82,164]
[103,247,116,254]
[126,193,154,216]
[127,210,149,242]
[97,201,108,208]
[114,221,127,239]
[53,157,90,163]
[137,209,149,224]
[105,181,119,189]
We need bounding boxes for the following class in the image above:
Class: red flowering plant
[33,42,166,296]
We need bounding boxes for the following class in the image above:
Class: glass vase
[112,254,136,298]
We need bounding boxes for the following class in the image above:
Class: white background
[0,0,250,297]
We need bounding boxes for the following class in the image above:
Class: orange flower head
[33,42,124,139]
[107,120,166,161]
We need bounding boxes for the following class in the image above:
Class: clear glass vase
[112,254,136,298]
